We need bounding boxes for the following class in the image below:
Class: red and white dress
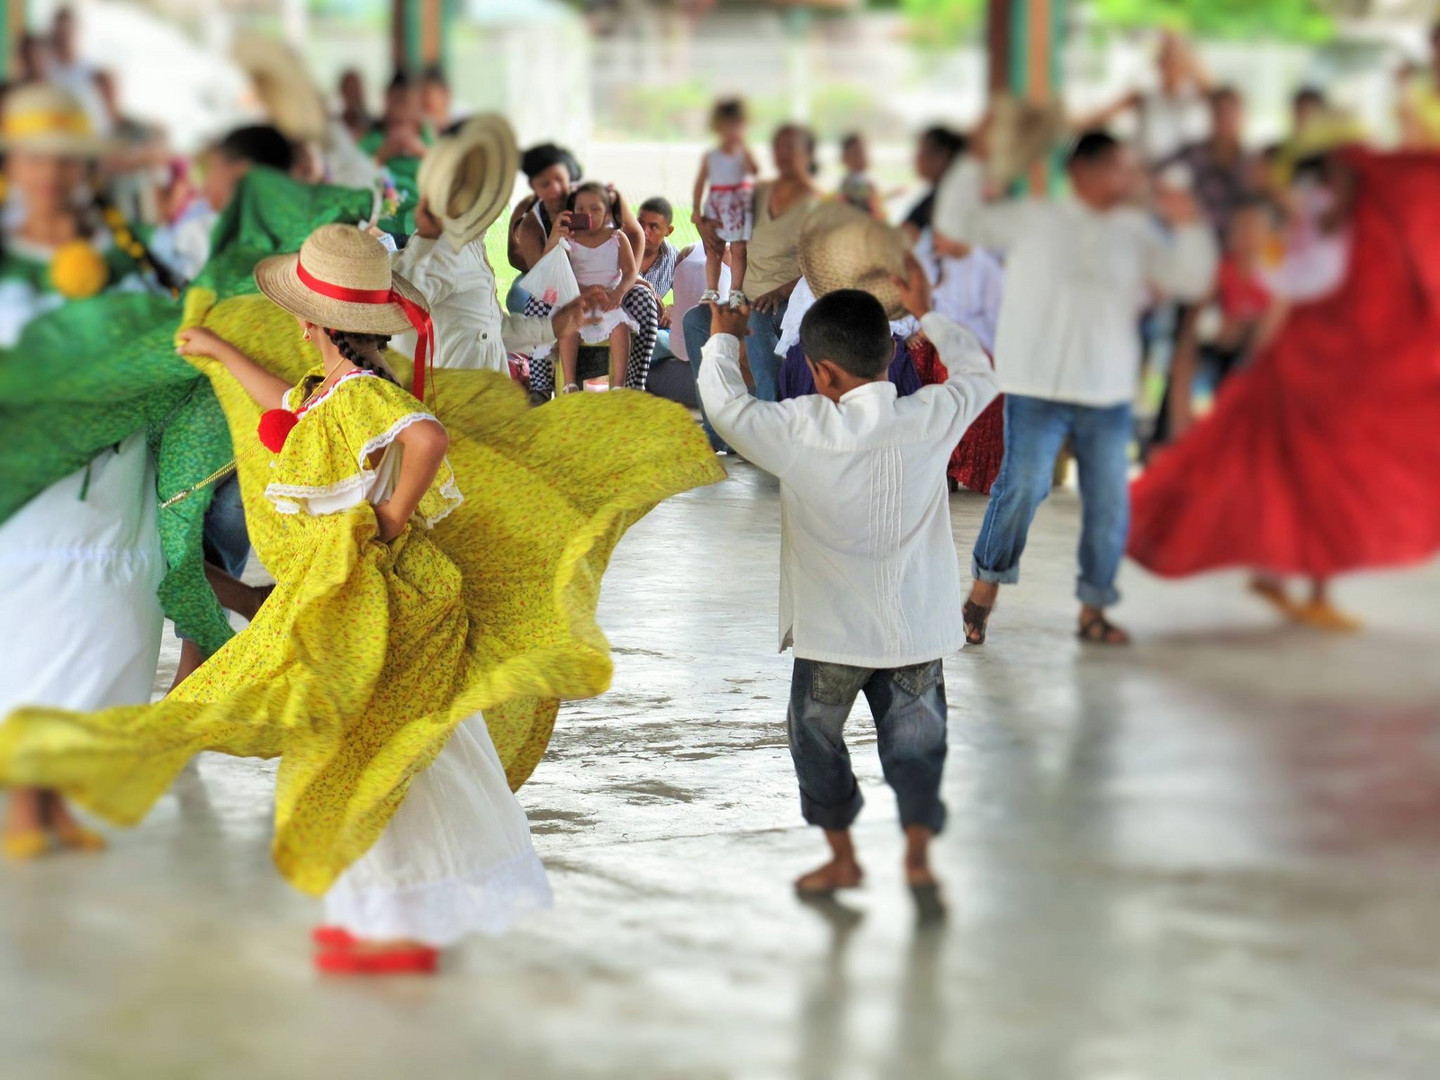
[704,149,755,243]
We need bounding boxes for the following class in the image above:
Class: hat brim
[234,34,330,143]
[799,202,910,320]
[254,253,428,336]
[420,114,519,251]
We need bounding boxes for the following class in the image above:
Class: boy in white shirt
[698,263,999,903]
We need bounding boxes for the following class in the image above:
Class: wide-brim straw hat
[985,94,1065,188]
[232,32,330,144]
[416,113,519,251]
[255,223,427,335]
[798,202,911,319]
[0,84,114,157]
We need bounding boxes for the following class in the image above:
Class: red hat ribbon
[295,258,434,403]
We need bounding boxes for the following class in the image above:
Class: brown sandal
[1077,611,1130,646]
[962,599,993,645]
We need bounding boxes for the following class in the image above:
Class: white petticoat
[0,433,165,716]
[322,712,553,947]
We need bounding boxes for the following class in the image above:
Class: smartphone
[568,212,593,231]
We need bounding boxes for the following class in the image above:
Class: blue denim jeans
[971,394,1132,608]
[202,472,250,579]
[787,658,948,834]
[682,300,788,449]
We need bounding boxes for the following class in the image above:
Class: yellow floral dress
[0,289,725,932]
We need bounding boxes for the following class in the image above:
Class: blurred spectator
[149,125,296,281]
[1290,86,1328,138]
[1159,86,1254,237]
[16,32,51,84]
[337,69,372,142]
[902,126,966,242]
[1398,22,1440,147]
[636,195,705,404]
[837,133,881,219]
[1157,198,1275,442]
[1082,31,1211,169]
[47,7,109,135]
[361,72,429,163]
[419,67,454,131]
[681,123,820,432]
[929,246,1004,356]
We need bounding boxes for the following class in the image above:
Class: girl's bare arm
[176,327,291,411]
[373,418,449,542]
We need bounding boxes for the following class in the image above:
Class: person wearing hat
[696,263,998,909]
[936,130,1217,648]
[0,83,167,860]
[0,221,724,972]
[388,116,592,372]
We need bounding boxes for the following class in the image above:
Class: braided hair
[324,328,399,384]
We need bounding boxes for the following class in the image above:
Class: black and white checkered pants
[525,284,659,397]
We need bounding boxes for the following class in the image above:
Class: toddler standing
[692,98,758,311]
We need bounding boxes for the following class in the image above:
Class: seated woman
[507,144,657,403]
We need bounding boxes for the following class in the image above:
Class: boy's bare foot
[904,825,947,920]
[795,858,864,896]
[1249,575,1299,618]
[796,827,863,896]
[964,580,999,645]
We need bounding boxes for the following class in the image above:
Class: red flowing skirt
[1128,149,1440,579]
[909,336,1005,495]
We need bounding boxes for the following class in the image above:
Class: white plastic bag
[517,241,581,309]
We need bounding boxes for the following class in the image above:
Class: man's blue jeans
[971,394,1132,608]
[787,658,948,834]
[682,301,787,449]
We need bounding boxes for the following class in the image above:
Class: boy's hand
[550,296,602,339]
[412,198,444,240]
[891,253,933,321]
[708,301,750,340]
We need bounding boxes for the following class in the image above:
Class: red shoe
[311,925,359,949]
[314,946,440,976]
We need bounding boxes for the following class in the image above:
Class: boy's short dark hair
[215,125,295,173]
[420,65,448,87]
[841,132,863,152]
[639,196,673,223]
[800,290,893,380]
[1068,129,1120,167]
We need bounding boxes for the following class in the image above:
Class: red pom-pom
[257,408,300,453]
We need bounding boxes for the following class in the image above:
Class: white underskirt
[0,433,164,715]
[323,712,553,947]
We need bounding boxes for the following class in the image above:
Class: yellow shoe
[53,824,107,852]
[3,830,50,860]
[1293,600,1362,633]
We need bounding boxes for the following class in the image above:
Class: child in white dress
[692,98,758,311]
[552,182,640,393]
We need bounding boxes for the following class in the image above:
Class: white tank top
[568,231,622,288]
[707,148,750,189]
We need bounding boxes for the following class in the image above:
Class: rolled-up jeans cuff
[800,787,864,831]
[1076,579,1120,608]
[900,801,946,835]
[971,558,1020,586]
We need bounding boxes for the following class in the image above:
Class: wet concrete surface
[3,459,1440,1079]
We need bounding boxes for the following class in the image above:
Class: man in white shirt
[934,130,1217,646]
[698,266,998,905]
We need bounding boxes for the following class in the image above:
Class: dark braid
[324,328,399,384]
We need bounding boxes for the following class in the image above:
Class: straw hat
[232,32,329,144]
[416,113,519,251]
[0,84,112,157]
[984,94,1065,189]
[255,224,427,335]
[798,202,910,319]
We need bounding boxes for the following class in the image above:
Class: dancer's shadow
[795,894,865,1080]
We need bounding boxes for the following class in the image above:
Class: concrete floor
[4,460,1440,1080]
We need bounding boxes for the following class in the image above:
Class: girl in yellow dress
[0,224,723,974]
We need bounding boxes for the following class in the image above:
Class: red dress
[909,335,1005,495]
[1129,150,1440,579]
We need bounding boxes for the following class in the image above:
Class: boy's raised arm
[697,305,802,477]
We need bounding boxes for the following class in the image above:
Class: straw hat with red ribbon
[253,225,435,448]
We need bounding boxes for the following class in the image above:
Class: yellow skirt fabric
[0,291,724,895]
